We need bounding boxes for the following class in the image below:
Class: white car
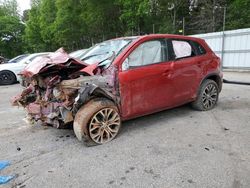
[0,52,50,85]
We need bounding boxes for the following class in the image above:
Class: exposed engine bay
[12,48,118,128]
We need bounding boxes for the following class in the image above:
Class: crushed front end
[12,49,117,128]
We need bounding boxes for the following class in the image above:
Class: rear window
[170,39,206,60]
[191,41,207,55]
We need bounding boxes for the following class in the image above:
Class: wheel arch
[73,96,120,146]
[200,73,222,92]
[73,84,118,114]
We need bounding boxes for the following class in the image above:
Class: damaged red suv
[12,34,223,145]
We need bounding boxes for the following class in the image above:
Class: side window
[172,40,193,59]
[192,41,207,55]
[122,40,164,70]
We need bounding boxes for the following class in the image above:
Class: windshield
[69,49,87,59]
[79,38,135,65]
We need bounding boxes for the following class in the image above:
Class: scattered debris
[0,161,15,185]
[205,147,210,151]
[223,127,230,131]
[187,179,194,183]
[0,161,10,170]
[109,180,114,185]
[0,176,15,185]
[129,167,135,171]
[17,147,21,151]
[120,177,126,181]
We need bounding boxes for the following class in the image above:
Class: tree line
[0,0,250,58]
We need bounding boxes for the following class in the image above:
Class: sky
[17,0,31,14]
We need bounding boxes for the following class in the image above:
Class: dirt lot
[0,72,250,188]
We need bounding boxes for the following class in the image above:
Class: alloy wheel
[89,107,121,144]
[202,83,218,109]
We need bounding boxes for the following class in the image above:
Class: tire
[73,98,121,146]
[0,70,16,85]
[191,79,219,111]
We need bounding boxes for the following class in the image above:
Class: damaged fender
[12,48,119,129]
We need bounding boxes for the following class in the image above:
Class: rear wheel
[0,70,16,85]
[73,98,121,146]
[191,79,219,111]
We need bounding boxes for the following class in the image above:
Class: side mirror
[122,58,129,71]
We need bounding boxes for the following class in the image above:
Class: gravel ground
[0,71,249,188]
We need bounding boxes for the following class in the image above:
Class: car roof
[114,34,204,43]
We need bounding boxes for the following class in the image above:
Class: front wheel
[73,98,121,146]
[191,79,219,111]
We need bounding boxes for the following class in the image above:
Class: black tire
[0,70,16,85]
[191,79,219,111]
[73,98,121,146]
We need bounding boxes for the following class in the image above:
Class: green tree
[0,0,25,58]
[117,0,151,35]
[54,0,87,51]
[186,0,226,34]
[40,0,57,50]
[227,0,250,30]
[81,0,122,41]
[24,2,45,52]
[1,0,19,17]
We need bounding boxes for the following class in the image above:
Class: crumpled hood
[20,48,88,78]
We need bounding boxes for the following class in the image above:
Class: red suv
[13,34,223,146]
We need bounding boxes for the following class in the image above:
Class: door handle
[197,62,202,67]
[162,70,172,78]
[162,70,170,76]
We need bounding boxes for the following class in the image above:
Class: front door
[118,39,175,120]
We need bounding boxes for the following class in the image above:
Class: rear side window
[192,41,207,55]
[172,40,193,59]
[170,39,206,60]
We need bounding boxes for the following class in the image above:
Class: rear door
[168,39,203,103]
[118,39,175,119]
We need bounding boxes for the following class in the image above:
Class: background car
[0,52,50,85]
[8,54,30,64]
